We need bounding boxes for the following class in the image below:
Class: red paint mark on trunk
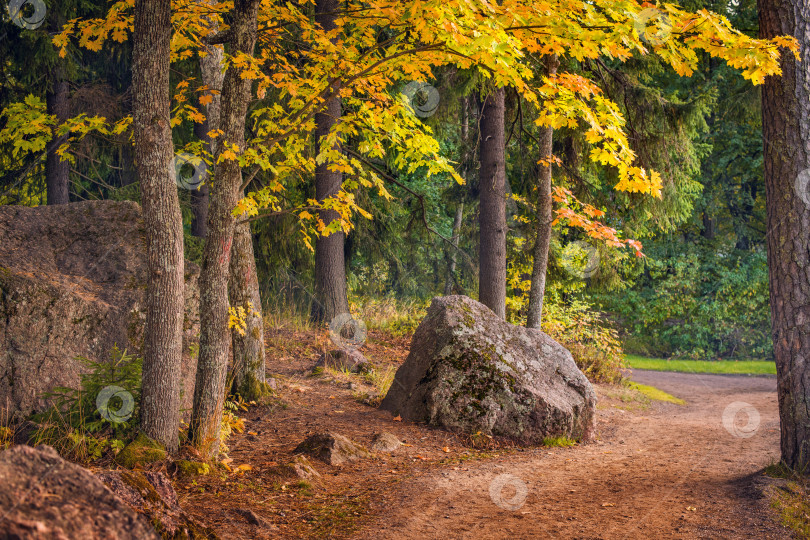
[219,237,232,266]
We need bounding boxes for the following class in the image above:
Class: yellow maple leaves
[39,0,798,244]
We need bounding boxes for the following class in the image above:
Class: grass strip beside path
[625,354,776,375]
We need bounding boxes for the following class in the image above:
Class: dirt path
[358,371,787,539]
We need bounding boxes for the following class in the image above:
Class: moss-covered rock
[380,295,596,443]
[0,445,159,538]
[114,433,167,468]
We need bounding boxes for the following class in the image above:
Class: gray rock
[0,445,159,539]
[294,432,371,466]
[370,432,402,452]
[380,295,596,443]
[0,201,200,420]
[288,455,321,480]
[271,455,321,481]
[314,349,372,373]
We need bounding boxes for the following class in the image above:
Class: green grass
[543,435,578,447]
[764,462,810,538]
[623,381,686,405]
[625,354,776,375]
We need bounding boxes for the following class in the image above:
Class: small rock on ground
[294,432,371,466]
[314,349,373,373]
[370,432,402,452]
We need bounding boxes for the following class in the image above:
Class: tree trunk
[190,0,259,459]
[46,76,70,205]
[444,203,464,295]
[701,210,715,240]
[191,10,225,238]
[132,0,185,453]
[444,97,471,296]
[478,88,507,318]
[526,56,558,329]
[759,0,810,469]
[192,119,211,238]
[228,221,266,398]
[311,0,350,324]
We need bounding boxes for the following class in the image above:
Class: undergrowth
[351,296,427,337]
[25,345,248,464]
[31,346,141,462]
[765,462,810,538]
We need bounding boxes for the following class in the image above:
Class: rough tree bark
[132,0,185,452]
[311,0,350,324]
[192,16,266,400]
[191,5,225,238]
[526,56,558,329]
[478,88,507,319]
[228,221,267,399]
[190,0,260,458]
[759,0,810,469]
[46,74,70,205]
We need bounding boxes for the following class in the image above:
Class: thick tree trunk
[190,0,259,459]
[46,76,70,205]
[312,0,350,324]
[759,0,810,469]
[478,88,507,318]
[228,221,266,398]
[526,56,558,329]
[191,12,225,238]
[132,0,185,453]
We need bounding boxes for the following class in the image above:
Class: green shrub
[595,243,772,360]
[541,296,626,383]
[31,346,141,461]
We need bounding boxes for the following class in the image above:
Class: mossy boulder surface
[115,432,167,468]
[380,295,596,443]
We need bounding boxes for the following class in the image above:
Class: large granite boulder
[0,201,200,420]
[0,445,159,538]
[380,295,596,443]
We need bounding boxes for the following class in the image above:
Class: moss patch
[624,381,686,405]
[543,435,578,447]
[175,459,211,478]
[115,433,166,468]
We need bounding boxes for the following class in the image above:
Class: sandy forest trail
[359,371,786,539]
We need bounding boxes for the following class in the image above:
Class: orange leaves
[552,187,644,257]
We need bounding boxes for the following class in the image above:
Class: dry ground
[176,325,789,539]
